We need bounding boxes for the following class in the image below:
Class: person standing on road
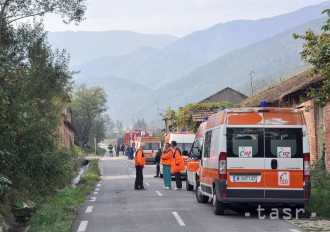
[116,144,120,157]
[161,143,173,189]
[134,143,146,190]
[154,148,162,178]
[171,141,185,190]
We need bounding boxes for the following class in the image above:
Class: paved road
[71,155,306,232]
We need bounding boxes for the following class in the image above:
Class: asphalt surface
[71,155,306,232]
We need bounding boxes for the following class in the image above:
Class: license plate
[232,175,257,183]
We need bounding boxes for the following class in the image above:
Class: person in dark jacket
[154,148,162,178]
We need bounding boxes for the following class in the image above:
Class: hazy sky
[43,0,326,37]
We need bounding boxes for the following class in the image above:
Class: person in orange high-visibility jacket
[171,141,185,190]
[134,143,146,190]
[161,143,173,189]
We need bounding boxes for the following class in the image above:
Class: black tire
[213,189,225,215]
[196,181,209,203]
[186,173,194,191]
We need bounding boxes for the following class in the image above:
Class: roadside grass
[29,160,101,232]
[307,154,330,219]
[307,189,330,218]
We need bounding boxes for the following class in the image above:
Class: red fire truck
[124,130,154,147]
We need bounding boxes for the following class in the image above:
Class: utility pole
[250,71,255,96]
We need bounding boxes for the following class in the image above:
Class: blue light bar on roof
[260,100,267,107]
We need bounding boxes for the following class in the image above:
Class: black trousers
[156,163,160,177]
[175,172,182,189]
[135,165,144,189]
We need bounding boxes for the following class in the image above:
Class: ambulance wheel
[186,178,194,191]
[196,182,209,203]
[213,190,225,215]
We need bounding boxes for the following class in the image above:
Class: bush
[177,102,237,132]
[308,153,330,218]
[29,160,100,232]
[308,189,330,218]
[311,154,330,189]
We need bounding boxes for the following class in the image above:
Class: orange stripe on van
[264,170,303,189]
[227,113,263,125]
[264,113,304,125]
[227,169,303,189]
[200,168,219,185]
[187,160,200,172]
[205,111,226,130]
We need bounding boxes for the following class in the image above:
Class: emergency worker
[154,148,162,178]
[171,141,185,190]
[161,143,173,189]
[134,143,146,190]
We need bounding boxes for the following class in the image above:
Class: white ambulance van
[160,132,195,177]
[196,107,311,215]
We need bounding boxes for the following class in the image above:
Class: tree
[293,9,330,106]
[133,118,147,130]
[89,115,108,144]
[0,0,88,206]
[71,85,107,147]
[0,22,76,195]
[0,0,87,45]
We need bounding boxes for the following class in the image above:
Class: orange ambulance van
[196,107,311,215]
[186,122,207,191]
[135,137,161,162]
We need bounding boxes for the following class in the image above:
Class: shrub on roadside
[308,152,330,218]
[29,160,100,232]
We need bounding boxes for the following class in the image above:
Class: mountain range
[48,2,330,127]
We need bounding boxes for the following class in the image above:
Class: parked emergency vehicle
[186,122,207,191]
[135,137,161,162]
[125,130,154,147]
[160,132,195,177]
[196,107,311,215]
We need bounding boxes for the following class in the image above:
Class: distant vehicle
[135,137,161,163]
[186,122,207,191]
[160,132,195,178]
[196,107,311,215]
[125,130,154,147]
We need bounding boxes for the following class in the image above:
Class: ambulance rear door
[264,127,304,200]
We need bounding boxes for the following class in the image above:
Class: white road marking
[245,212,250,217]
[77,221,88,232]
[145,182,150,186]
[95,188,100,191]
[155,191,162,196]
[85,206,93,213]
[97,184,101,187]
[90,197,96,202]
[93,192,98,195]
[172,212,185,226]
[289,229,301,232]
